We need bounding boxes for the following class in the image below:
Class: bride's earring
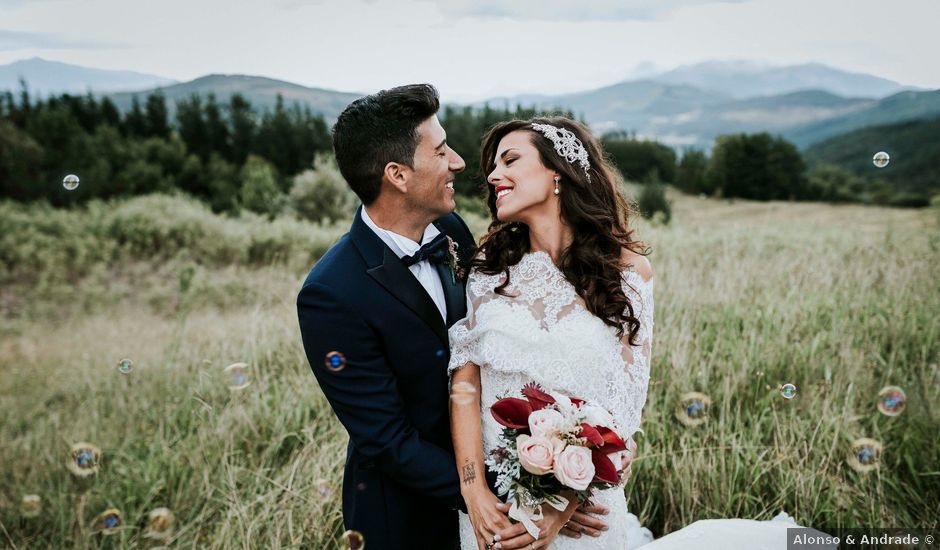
[554,175,560,195]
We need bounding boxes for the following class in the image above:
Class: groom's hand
[559,501,609,539]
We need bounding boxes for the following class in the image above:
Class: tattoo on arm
[462,459,476,485]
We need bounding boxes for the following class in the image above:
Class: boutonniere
[445,236,464,284]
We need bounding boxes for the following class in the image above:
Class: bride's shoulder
[619,248,653,284]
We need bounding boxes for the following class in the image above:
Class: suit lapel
[368,248,449,345]
[351,206,449,346]
[430,222,469,328]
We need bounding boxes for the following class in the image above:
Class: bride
[448,117,654,550]
[447,117,803,550]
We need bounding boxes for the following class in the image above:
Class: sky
[0,0,938,102]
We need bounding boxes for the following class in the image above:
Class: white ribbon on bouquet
[507,495,569,539]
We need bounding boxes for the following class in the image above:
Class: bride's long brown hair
[471,117,651,344]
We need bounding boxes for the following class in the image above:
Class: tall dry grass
[0,189,937,548]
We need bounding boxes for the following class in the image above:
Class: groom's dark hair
[332,83,441,205]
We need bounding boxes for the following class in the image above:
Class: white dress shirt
[361,207,448,323]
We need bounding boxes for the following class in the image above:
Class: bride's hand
[610,436,638,485]
[492,493,578,549]
[464,486,512,550]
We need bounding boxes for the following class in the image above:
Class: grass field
[1,189,938,548]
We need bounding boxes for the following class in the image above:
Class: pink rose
[517,435,564,475]
[528,409,564,437]
[553,445,595,491]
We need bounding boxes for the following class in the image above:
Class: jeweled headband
[530,123,592,182]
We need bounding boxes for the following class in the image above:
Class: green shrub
[240,155,286,218]
[289,153,358,224]
[102,193,249,263]
[637,183,672,224]
[0,193,347,286]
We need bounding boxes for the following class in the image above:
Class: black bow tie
[401,233,451,267]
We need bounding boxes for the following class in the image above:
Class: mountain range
[0,57,176,95]
[1,57,936,150]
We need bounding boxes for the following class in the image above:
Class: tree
[239,154,285,217]
[144,92,171,139]
[124,95,148,138]
[205,154,240,213]
[601,136,677,184]
[707,133,806,200]
[228,93,255,166]
[204,93,230,161]
[676,149,709,195]
[0,119,43,200]
[255,95,295,180]
[176,95,208,160]
[806,164,864,203]
[99,97,121,129]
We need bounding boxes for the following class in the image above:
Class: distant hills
[0,57,176,95]
[1,57,937,150]
[804,114,940,195]
[108,74,362,121]
[483,84,940,151]
[652,60,917,100]
[782,90,940,148]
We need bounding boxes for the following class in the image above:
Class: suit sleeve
[297,280,462,503]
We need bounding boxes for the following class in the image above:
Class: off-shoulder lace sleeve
[611,267,654,441]
[447,265,496,379]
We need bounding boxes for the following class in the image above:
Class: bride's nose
[487,168,502,185]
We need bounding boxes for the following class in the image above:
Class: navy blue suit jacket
[297,206,494,550]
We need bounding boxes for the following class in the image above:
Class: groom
[297,84,614,550]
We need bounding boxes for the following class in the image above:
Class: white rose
[528,409,565,437]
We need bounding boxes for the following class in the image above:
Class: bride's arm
[450,361,511,549]
[450,361,485,495]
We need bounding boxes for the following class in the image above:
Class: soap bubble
[450,381,477,406]
[143,507,175,540]
[117,358,133,374]
[846,437,882,473]
[67,442,101,477]
[675,392,711,427]
[20,494,41,518]
[223,362,250,391]
[325,351,347,373]
[876,386,906,416]
[340,530,365,550]
[780,383,797,399]
[315,479,331,499]
[872,151,890,168]
[90,507,123,535]
[63,174,80,190]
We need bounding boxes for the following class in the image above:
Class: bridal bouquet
[484,382,630,538]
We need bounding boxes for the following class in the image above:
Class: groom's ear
[383,161,411,194]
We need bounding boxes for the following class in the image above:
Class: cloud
[0,0,68,8]
[0,29,123,51]
[434,0,752,21]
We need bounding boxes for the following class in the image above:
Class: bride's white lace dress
[448,250,656,549]
[447,250,806,549]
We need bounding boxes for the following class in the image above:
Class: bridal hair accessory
[530,123,592,182]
